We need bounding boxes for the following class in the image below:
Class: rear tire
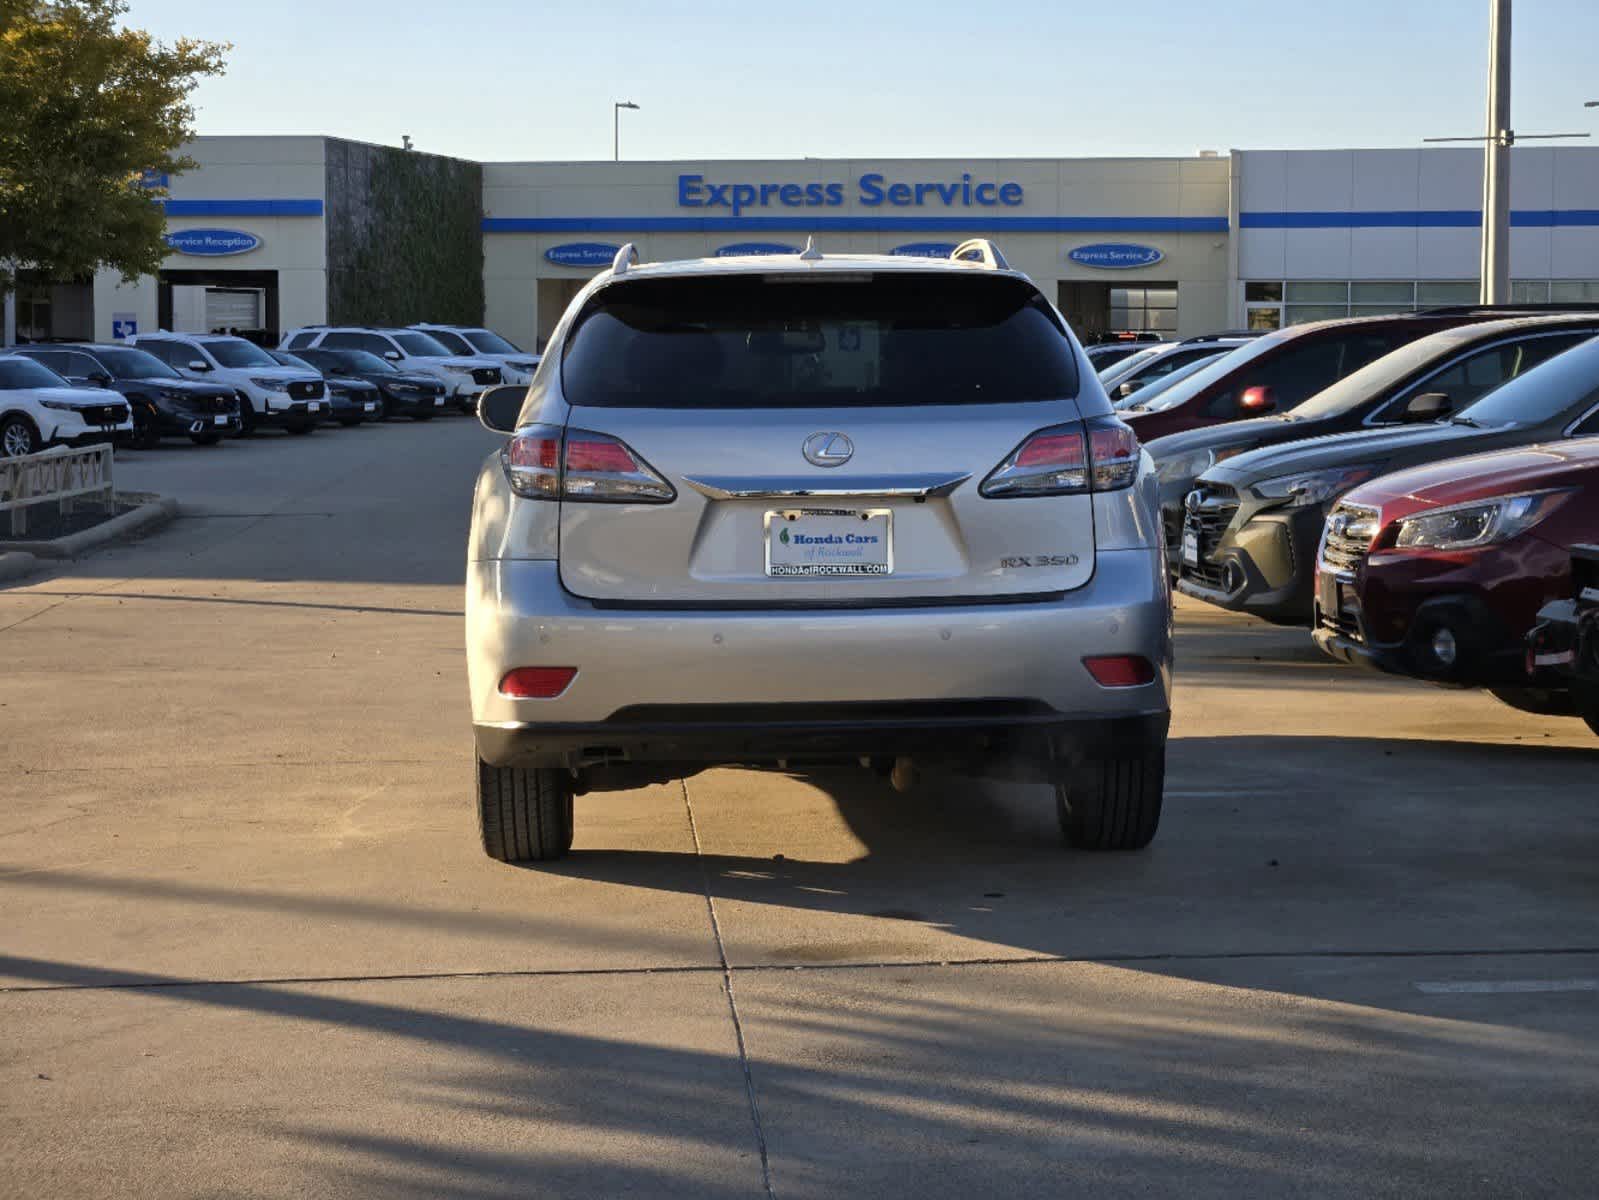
[236,400,256,437]
[477,759,574,862]
[1056,745,1165,851]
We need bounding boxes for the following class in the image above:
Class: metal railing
[0,444,115,537]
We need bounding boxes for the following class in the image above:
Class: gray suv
[466,241,1173,860]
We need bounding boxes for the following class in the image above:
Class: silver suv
[466,241,1173,861]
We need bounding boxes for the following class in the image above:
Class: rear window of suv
[561,272,1080,408]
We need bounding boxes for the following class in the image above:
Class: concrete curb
[0,495,179,561]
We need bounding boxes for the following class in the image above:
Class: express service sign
[545,242,622,267]
[165,228,261,257]
[1067,243,1164,269]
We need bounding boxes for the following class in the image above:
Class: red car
[1120,312,1489,441]
[1312,437,1599,726]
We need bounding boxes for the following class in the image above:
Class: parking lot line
[1414,979,1599,995]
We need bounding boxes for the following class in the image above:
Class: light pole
[613,101,639,162]
[1424,1,1588,304]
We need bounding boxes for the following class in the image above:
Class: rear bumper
[476,707,1169,780]
[467,548,1173,764]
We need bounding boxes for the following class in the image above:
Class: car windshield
[1124,338,1273,413]
[1444,334,1599,427]
[422,329,474,354]
[465,329,522,355]
[391,331,454,357]
[1290,325,1489,421]
[0,357,71,389]
[563,272,1080,408]
[1098,347,1162,383]
[313,348,394,373]
[94,348,180,380]
[1111,354,1224,409]
[202,339,278,368]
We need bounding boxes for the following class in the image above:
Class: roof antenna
[798,235,822,261]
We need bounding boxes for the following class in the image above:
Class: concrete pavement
[3,416,1597,1197]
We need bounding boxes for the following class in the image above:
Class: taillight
[501,425,675,504]
[980,417,1140,498]
[1082,655,1156,688]
[499,667,578,698]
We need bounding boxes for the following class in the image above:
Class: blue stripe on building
[1240,209,1599,229]
[159,199,324,217]
[482,215,1231,234]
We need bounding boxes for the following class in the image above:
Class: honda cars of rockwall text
[465,241,1173,862]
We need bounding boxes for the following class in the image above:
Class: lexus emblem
[803,431,853,468]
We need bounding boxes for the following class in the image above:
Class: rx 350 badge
[1001,554,1079,569]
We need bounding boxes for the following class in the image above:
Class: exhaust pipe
[889,756,918,793]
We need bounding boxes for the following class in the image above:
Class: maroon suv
[1312,437,1599,723]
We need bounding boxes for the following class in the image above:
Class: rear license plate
[213,414,228,426]
[766,508,892,577]
[1181,528,1200,566]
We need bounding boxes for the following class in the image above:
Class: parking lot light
[614,101,640,162]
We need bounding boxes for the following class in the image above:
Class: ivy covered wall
[324,139,484,326]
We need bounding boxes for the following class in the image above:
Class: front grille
[287,379,325,401]
[78,404,128,425]
[471,367,502,386]
[1320,502,1380,576]
[1179,484,1239,591]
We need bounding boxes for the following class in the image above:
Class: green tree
[0,0,228,293]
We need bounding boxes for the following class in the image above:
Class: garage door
[205,288,264,332]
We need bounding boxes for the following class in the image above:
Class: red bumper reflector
[498,667,578,699]
[1082,655,1156,688]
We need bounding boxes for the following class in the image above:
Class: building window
[1244,279,1599,327]
[1109,286,1178,335]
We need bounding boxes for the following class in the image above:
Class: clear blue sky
[129,0,1599,162]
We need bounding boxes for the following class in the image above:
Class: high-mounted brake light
[502,425,676,504]
[980,418,1140,498]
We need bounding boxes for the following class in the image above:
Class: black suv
[1146,314,1599,556]
[283,347,449,420]
[13,343,239,446]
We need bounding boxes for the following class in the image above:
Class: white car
[281,326,504,411]
[128,333,325,435]
[0,355,135,456]
[410,324,540,384]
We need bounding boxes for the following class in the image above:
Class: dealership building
[13,136,1599,351]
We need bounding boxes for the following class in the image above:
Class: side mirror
[188,359,212,372]
[478,384,527,434]
[83,372,112,387]
[1400,391,1452,422]
[1239,385,1277,414]
[1116,380,1141,399]
[383,350,402,361]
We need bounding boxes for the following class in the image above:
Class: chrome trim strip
[681,471,971,500]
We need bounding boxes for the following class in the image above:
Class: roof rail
[1417,302,1599,316]
[951,239,1010,270]
[612,243,640,276]
[1180,329,1263,342]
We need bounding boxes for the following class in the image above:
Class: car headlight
[445,364,476,374]
[1392,490,1570,551]
[159,388,192,401]
[250,377,288,391]
[39,399,83,412]
[1153,448,1214,484]
[1255,465,1378,508]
